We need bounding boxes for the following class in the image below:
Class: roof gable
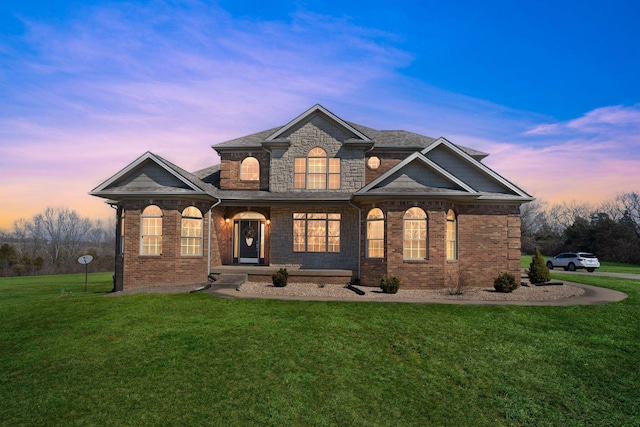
[266,104,372,144]
[90,152,210,198]
[421,138,530,198]
[357,152,476,196]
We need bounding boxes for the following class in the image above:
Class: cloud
[0,1,638,229]
[525,104,640,137]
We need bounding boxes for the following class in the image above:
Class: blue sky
[1,0,639,228]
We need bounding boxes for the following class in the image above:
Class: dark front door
[239,220,259,263]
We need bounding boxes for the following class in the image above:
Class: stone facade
[269,116,366,193]
[268,206,359,270]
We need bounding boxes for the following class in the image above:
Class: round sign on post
[78,255,94,292]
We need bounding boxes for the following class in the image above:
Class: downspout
[208,199,222,277]
[348,199,361,281]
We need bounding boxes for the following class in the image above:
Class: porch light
[225,217,230,224]
[266,219,271,225]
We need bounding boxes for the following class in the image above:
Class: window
[446,209,457,260]
[366,208,384,258]
[181,206,203,256]
[367,156,381,170]
[294,148,340,189]
[403,207,427,260]
[240,157,259,181]
[141,205,162,255]
[293,212,340,253]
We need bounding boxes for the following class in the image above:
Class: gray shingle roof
[211,120,487,159]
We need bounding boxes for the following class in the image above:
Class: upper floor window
[240,157,259,181]
[366,208,384,258]
[141,205,162,255]
[446,209,457,260]
[294,147,340,190]
[181,206,203,256]
[367,156,381,170]
[293,212,341,253]
[403,207,427,260]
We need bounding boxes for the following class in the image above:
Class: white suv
[546,252,600,272]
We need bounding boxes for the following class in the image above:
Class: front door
[238,220,259,264]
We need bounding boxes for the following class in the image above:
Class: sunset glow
[1,1,638,230]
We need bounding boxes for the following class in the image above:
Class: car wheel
[587,268,595,272]
[568,263,576,271]
[546,262,554,270]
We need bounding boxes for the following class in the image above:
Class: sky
[1,0,639,230]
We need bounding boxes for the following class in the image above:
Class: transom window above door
[294,147,340,190]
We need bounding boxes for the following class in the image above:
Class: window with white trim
[446,209,457,260]
[240,157,259,181]
[140,205,162,255]
[293,212,340,253]
[181,206,203,256]
[366,208,384,258]
[294,148,340,189]
[403,207,427,260]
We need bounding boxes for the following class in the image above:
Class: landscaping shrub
[271,268,288,287]
[529,249,551,284]
[380,275,400,294]
[493,271,519,293]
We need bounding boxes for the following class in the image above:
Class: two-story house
[91,104,532,291]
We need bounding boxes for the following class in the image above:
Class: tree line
[0,207,115,277]
[521,191,640,264]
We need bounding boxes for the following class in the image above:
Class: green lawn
[1,272,639,426]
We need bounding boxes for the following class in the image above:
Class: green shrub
[380,275,400,294]
[493,271,519,293]
[528,249,551,284]
[272,268,289,287]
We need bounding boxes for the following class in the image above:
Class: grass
[521,254,640,274]
[1,271,639,426]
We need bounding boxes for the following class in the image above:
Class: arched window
[240,157,259,181]
[140,205,162,255]
[181,206,203,256]
[366,208,384,258]
[294,147,340,189]
[403,207,427,260]
[446,209,457,260]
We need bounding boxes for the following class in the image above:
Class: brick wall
[358,201,522,289]
[364,152,406,184]
[119,199,213,287]
[219,151,270,191]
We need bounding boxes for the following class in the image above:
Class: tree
[528,249,550,284]
[0,243,18,277]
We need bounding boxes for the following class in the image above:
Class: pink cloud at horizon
[1,2,638,231]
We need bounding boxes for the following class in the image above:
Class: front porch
[210,265,356,285]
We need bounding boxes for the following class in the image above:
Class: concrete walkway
[202,274,629,306]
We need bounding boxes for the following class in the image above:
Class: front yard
[1,271,638,426]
